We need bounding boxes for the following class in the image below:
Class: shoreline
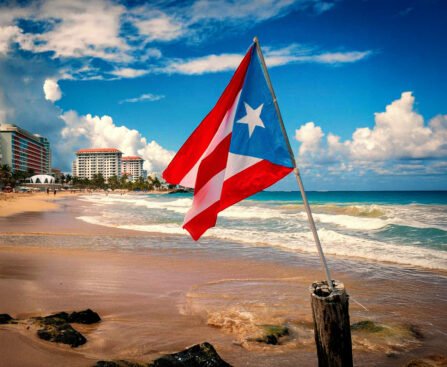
[0,192,446,274]
[0,194,446,366]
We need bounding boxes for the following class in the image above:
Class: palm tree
[108,175,119,191]
[153,176,161,190]
[0,164,12,187]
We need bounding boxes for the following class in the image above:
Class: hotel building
[73,148,122,181]
[0,124,51,174]
[121,156,145,182]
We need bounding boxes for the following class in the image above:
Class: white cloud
[0,26,21,55]
[0,1,350,80]
[132,10,184,42]
[348,92,446,160]
[43,79,62,102]
[110,68,149,78]
[15,0,130,62]
[294,92,447,175]
[60,110,174,172]
[160,45,372,74]
[162,53,245,75]
[119,93,165,104]
[295,122,324,155]
[189,0,332,23]
[307,51,372,64]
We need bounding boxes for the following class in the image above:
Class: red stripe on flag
[220,161,293,211]
[194,134,232,193]
[183,201,220,241]
[163,47,253,185]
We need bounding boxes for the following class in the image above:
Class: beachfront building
[37,136,51,174]
[73,148,122,182]
[29,174,55,184]
[121,156,145,182]
[0,123,51,174]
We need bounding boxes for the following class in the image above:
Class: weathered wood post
[310,280,353,367]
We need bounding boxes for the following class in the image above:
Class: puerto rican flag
[163,42,295,240]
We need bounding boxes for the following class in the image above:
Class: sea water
[76,191,447,271]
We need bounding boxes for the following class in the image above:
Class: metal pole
[253,36,334,291]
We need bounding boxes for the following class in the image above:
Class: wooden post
[310,280,353,367]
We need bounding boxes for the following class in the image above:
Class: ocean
[77,190,447,271]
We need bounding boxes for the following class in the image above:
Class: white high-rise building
[73,148,122,181]
[121,156,145,182]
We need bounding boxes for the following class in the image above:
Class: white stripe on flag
[179,91,242,188]
[224,153,262,180]
[183,169,226,225]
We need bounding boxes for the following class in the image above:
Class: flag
[163,42,295,240]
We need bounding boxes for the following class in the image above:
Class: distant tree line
[0,164,34,187]
[0,164,172,191]
[72,173,172,191]
[0,164,74,188]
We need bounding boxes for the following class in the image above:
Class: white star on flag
[237,102,265,137]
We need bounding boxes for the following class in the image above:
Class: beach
[0,193,446,366]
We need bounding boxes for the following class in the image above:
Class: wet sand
[0,195,446,366]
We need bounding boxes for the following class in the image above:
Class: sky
[0,0,446,190]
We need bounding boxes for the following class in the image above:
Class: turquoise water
[250,190,447,205]
[76,191,447,270]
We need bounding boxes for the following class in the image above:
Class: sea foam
[76,194,447,270]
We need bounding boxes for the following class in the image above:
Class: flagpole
[253,36,334,292]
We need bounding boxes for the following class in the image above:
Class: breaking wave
[76,193,447,270]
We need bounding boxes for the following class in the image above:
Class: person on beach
[46,187,49,195]
[53,189,56,196]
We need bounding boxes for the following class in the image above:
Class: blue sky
[0,0,446,190]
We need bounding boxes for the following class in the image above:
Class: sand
[0,192,77,217]
[0,194,446,367]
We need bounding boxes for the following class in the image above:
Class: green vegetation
[72,173,166,191]
[0,164,35,187]
[351,320,384,333]
[0,163,167,192]
[254,324,290,345]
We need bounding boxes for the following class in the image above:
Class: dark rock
[255,325,289,345]
[37,309,101,325]
[37,313,70,325]
[94,343,232,367]
[0,314,14,324]
[351,320,384,333]
[37,322,87,347]
[149,342,232,367]
[69,309,101,324]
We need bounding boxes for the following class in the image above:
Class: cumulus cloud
[119,93,165,104]
[294,92,447,175]
[295,122,324,155]
[60,110,174,172]
[43,79,62,102]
